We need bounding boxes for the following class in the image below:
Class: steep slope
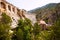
[29,3,60,24]
[29,3,57,13]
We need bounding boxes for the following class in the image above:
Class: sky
[6,0,60,11]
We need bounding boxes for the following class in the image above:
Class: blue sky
[6,0,60,11]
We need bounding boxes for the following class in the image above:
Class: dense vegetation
[12,17,60,40]
[12,18,33,40]
[0,13,12,40]
[13,3,60,40]
[0,3,60,40]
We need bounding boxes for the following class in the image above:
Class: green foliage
[0,13,12,40]
[16,29,23,40]
[0,12,60,40]
[33,22,41,35]
[1,13,12,24]
[30,3,60,24]
[14,18,33,40]
[50,18,60,40]
[12,3,60,40]
[14,18,60,40]
[33,22,41,40]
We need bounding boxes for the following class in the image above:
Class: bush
[1,13,12,24]
[14,18,33,40]
[0,13,12,40]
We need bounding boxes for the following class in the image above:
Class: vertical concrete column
[0,0,1,16]
[15,8,17,14]
[0,0,1,7]
[19,9,22,18]
[0,0,1,11]
[11,6,13,13]
[6,4,8,12]
[0,0,2,16]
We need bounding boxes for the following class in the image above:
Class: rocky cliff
[29,3,60,24]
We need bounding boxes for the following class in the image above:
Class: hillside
[29,3,60,24]
[29,3,57,13]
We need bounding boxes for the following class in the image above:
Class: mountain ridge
[28,3,57,13]
[29,3,60,24]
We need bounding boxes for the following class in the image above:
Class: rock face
[0,0,22,28]
[24,12,36,24]
[29,3,60,25]
[0,0,36,28]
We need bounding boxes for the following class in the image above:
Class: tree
[33,22,42,40]
[50,18,60,40]
[0,13,12,40]
[14,18,33,40]
[16,29,24,40]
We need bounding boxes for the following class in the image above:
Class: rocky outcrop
[29,3,60,25]
[0,0,37,28]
